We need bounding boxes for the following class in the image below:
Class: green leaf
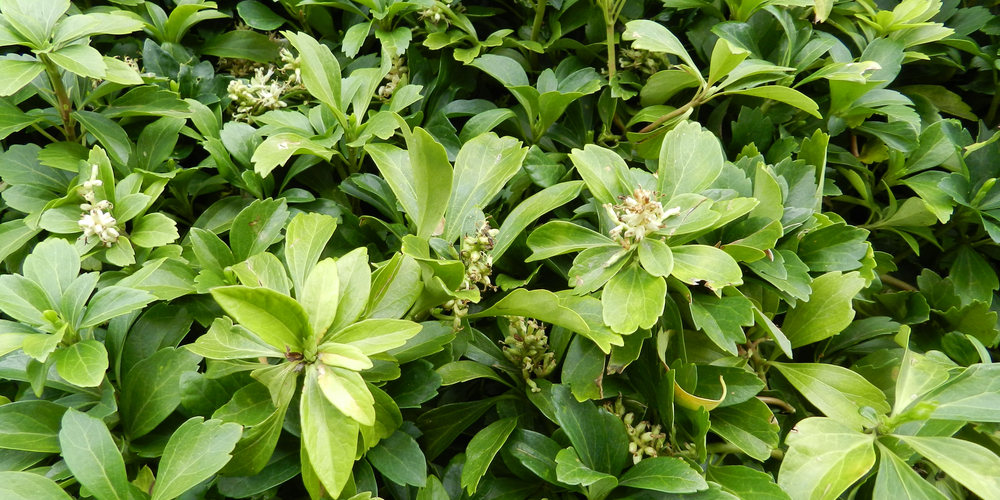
[724,86,821,118]
[444,133,526,242]
[0,274,49,326]
[331,248,371,334]
[950,246,998,307]
[316,363,375,425]
[602,263,665,335]
[130,213,179,248]
[285,31,341,111]
[151,417,243,500]
[120,347,202,439]
[252,133,333,178]
[555,447,618,494]
[187,317,281,360]
[202,30,280,63]
[301,366,359,497]
[569,144,632,206]
[467,289,590,334]
[0,472,73,500]
[325,319,423,356]
[48,44,106,79]
[71,111,131,168]
[690,294,754,355]
[671,245,743,293]
[638,238,674,277]
[52,339,107,388]
[416,399,497,460]
[0,59,44,97]
[873,442,947,500]
[0,400,67,452]
[462,418,518,494]
[437,360,510,387]
[709,399,779,461]
[549,384,629,475]
[709,39,749,87]
[896,436,1000,500]
[406,127,453,240]
[658,121,724,199]
[367,429,427,487]
[563,335,607,401]
[59,409,128,500]
[623,20,698,72]
[469,54,529,87]
[285,212,337,297]
[915,363,1000,422]
[300,259,339,340]
[236,0,285,30]
[771,362,890,430]
[493,181,585,261]
[782,271,866,347]
[0,220,41,263]
[618,456,708,494]
[505,429,562,485]
[211,286,311,352]
[778,418,875,500]
[81,286,155,328]
[708,466,790,500]
[526,221,613,262]
[229,198,289,262]
[22,238,79,305]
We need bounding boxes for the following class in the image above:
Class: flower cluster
[604,187,681,249]
[460,221,499,291]
[78,164,119,247]
[501,317,556,393]
[419,2,450,24]
[607,397,668,464]
[378,56,408,101]
[227,67,290,122]
[619,48,665,76]
[280,48,302,86]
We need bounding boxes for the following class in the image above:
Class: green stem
[529,0,546,68]
[637,94,701,134]
[605,14,616,81]
[39,54,77,142]
[29,123,60,143]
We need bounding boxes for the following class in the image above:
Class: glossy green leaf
[0,471,73,500]
[618,456,708,494]
[151,417,243,500]
[211,286,311,352]
[896,435,1000,500]
[602,263,665,335]
[657,121,724,199]
[771,362,890,430]
[301,367,359,497]
[59,409,128,500]
[462,418,518,494]
[778,418,876,500]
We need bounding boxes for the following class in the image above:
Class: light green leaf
[80,286,155,328]
[617,456,708,494]
[724,86,821,118]
[325,319,422,356]
[0,472,73,500]
[22,238,79,305]
[873,442,947,500]
[437,360,510,387]
[467,288,590,334]
[229,198,289,262]
[315,364,375,425]
[186,317,281,360]
[709,39,749,87]
[0,59,44,96]
[130,213,180,248]
[638,238,674,277]
[602,263,665,335]
[59,409,128,500]
[657,121,724,199]
[284,31,341,111]
[462,418,518,494]
[102,56,144,85]
[301,259,339,340]
[407,127,453,240]
[211,285,311,352]
[48,44,106,79]
[771,362,890,430]
[708,466,790,500]
[671,245,744,293]
[623,20,698,72]
[568,144,632,205]
[151,417,243,500]
[782,271,865,347]
[493,181,585,261]
[896,435,1000,500]
[444,133,526,242]
[709,398,780,461]
[52,339,107,387]
[301,366,359,497]
[0,400,67,452]
[252,133,333,178]
[331,247,371,334]
[469,54,529,87]
[526,221,613,262]
[285,212,338,297]
[918,363,1000,423]
[778,418,876,500]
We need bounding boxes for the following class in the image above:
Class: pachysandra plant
[0,0,999,499]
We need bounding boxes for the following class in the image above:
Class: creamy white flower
[605,187,680,249]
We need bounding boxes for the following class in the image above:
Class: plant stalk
[39,54,77,142]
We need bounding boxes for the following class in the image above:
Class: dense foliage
[0,0,999,499]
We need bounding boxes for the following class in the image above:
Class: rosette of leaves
[187,211,424,497]
[0,236,155,390]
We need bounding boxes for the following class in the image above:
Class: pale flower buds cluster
[619,48,663,76]
[378,56,408,100]
[501,317,556,393]
[78,164,119,247]
[280,48,302,86]
[227,67,289,122]
[460,221,499,291]
[607,397,667,464]
[605,187,681,249]
[419,3,448,24]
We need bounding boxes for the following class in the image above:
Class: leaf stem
[757,396,796,414]
[529,0,546,68]
[880,274,917,291]
[637,96,699,134]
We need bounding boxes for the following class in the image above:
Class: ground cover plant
[0,0,999,498]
